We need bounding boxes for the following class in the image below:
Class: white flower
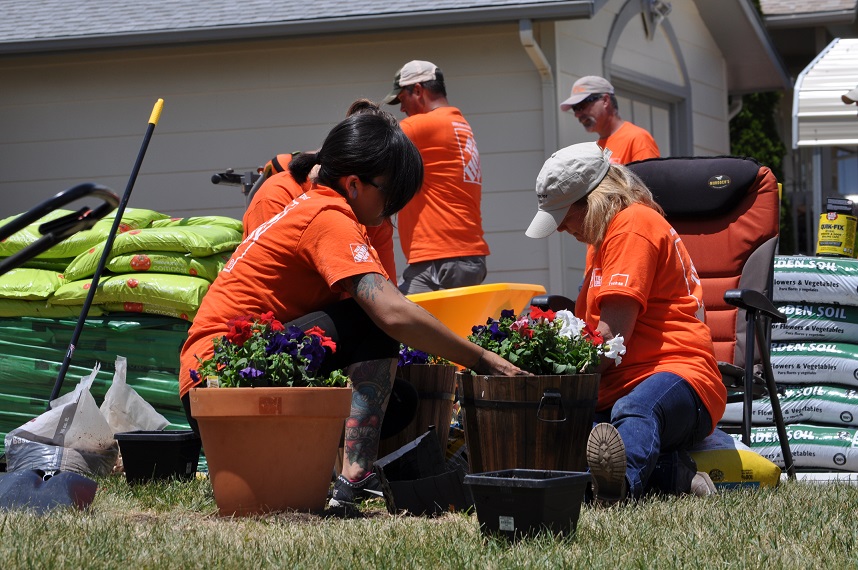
[554,310,586,339]
[602,335,626,366]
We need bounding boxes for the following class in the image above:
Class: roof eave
[764,9,857,30]
[0,1,600,56]
[693,0,792,94]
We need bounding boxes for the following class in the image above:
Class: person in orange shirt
[243,100,397,280]
[560,76,660,165]
[181,113,525,514]
[383,60,490,294]
[525,142,725,504]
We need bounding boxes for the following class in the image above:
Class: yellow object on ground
[407,282,546,338]
[689,429,781,489]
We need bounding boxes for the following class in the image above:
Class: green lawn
[0,475,855,569]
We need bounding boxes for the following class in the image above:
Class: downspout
[728,95,743,121]
[519,19,564,296]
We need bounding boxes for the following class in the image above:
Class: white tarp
[793,38,858,148]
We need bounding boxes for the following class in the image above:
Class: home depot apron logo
[453,121,481,185]
[350,243,372,263]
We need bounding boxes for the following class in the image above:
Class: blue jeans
[593,372,712,498]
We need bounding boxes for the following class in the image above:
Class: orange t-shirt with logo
[598,121,660,165]
[575,203,725,432]
[398,106,490,264]
[179,185,387,397]
[243,159,397,280]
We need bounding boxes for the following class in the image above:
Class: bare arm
[341,273,526,376]
[594,295,639,372]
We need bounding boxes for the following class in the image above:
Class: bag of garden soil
[770,341,858,388]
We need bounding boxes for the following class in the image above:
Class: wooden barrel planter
[458,372,600,473]
[378,364,458,458]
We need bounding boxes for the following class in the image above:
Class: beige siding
[0,23,550,288]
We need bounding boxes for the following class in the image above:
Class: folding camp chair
[626,155,795,479]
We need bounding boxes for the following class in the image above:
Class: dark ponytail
[289,152,320,184]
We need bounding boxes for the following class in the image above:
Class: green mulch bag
[151,215,243,234]
[50,273,210,313]
[0,299,103,318]
[64,225,242,282]
[0,268,65,300]
[106,251,231,282]
[101,302,197,322]
[0,207,167,260]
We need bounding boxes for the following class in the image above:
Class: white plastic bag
[4,363,119,476]
[100,356,169,434]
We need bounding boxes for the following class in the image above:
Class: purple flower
[471,325,486,336]
[239,366,264,380]
[489,321,507,341]
[300,336,326,372]
[500,309,516,320]
[190,369,201,383]
[399,346,430,366]
[267,331,300,356]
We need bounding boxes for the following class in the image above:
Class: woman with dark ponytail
[180,111,525,515]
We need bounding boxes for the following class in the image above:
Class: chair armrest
[723,289,786,323]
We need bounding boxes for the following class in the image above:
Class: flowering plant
[190,311,349,388]
[468,306,626,375]
[397,344,451,367]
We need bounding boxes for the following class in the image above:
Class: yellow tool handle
[148,98,164,126]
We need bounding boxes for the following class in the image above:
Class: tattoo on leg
[343,358,395,471]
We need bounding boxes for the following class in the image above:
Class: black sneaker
[328,472,383,509]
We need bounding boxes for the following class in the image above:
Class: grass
[0,475,855,569]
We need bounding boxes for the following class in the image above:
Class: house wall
[0,23,551,287]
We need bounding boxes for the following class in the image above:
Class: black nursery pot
[464,469,590,540]
[114,430,202,484]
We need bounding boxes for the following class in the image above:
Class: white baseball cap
[525,143,612,239]
[843,86,858,104]
[383,61,444,105]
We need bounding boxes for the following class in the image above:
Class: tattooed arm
[339,272,526,376]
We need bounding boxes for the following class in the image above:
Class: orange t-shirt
[598,121,660,165]
[398,107,490,264]
[179,185,387,397]
[243,160,397,279]
[575,203,726,432]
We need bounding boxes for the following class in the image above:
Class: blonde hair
[579,164,664,246]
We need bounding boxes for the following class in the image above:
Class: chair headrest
[626,156,763,218]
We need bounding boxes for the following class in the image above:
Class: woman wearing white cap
[525,142,727,504]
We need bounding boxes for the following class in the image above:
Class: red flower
[225,315,254,346]
[258,311,285,331]
[583,322,604,345]
[306,326,337,353]
[529,306,556,323]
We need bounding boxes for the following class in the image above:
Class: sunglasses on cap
[571,93,604,113]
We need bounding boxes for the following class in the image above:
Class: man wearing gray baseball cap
[560,76,660,165]
[384,60,490,295]
[526,142,725,504]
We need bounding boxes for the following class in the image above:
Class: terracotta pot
[458,372,600,473]
[190,386,352,516]
[378,364,458,458]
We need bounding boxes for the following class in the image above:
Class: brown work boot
[586,423,627,506]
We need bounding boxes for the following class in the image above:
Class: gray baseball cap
[525,143,612,239]
[383,60,444,105]
[560,76,615,112]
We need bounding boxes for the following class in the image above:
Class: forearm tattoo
[344,358,395,471]
[350,273,386,303]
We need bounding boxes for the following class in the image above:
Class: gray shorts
[398,256,487,295]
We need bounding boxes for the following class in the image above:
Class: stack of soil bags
[720,255,858,473]
[0,208,242,454]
